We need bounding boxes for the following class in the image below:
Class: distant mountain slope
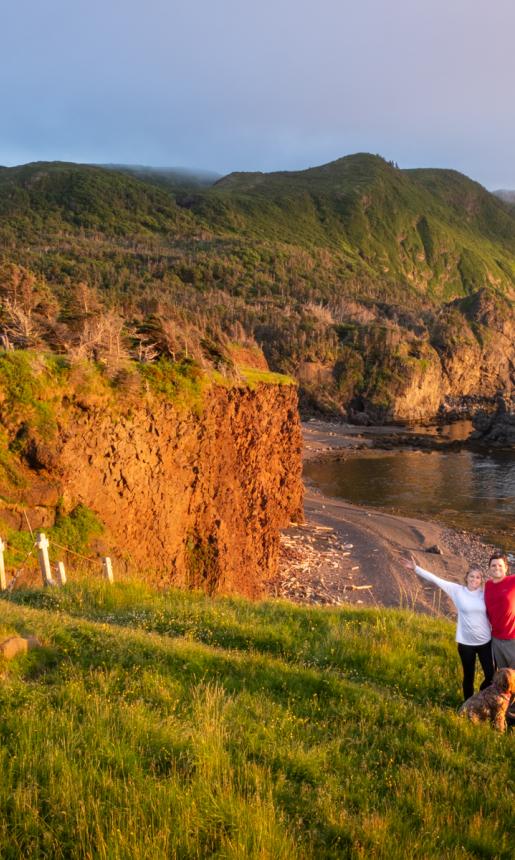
[102,164,221,192]
[0,155,514,421]
[493,189,515,218]
[0,161,198,239]
[493,189,515,203]
[205,154,515,298]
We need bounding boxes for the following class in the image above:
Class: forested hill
[1,154,515,420]
[0,161,197,237]
[210,155,515,248]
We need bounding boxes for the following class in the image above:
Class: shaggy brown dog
[458,668,515,732]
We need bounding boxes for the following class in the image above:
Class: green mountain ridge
[209,155,515,279]
[0,154,514,419]
[0,161,196,237]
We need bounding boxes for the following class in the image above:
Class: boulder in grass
[0,636,42,660]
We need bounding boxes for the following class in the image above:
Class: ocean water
[304,448,515,551]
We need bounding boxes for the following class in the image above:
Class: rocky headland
[0,354,303,596]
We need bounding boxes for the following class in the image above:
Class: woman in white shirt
[401,555,494,701]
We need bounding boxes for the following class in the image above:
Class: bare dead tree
[0,299,45,349]
[68,310,129,371]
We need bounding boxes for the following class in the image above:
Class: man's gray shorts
[492,637,515,669]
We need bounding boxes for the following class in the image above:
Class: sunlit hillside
[1,154,515,416]
[0,580,512,858]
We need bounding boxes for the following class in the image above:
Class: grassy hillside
[0,581,512,858]
[1,155,515,415]
[209,155,515,292]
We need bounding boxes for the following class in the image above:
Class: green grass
[238,366,296,387]
[138,356,208,411]
[0,581,512,858]
[0,351,66,441]
[2,505,104,570]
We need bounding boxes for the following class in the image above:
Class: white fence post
[0,538,6,592]
[36,533,54,587]
[102,557,114,584]
[56,561,67,586]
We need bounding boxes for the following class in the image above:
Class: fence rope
[1,513,110,589]
[49,540,97,564]
[23,511,35,538]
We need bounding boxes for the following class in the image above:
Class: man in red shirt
[484,553,515,670]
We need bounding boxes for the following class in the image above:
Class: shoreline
[271,420,496,614]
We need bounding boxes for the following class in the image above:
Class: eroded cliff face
[300,290,515,423]
[0,367,303,596]
[379,325,515,422]
[57,385,303,595]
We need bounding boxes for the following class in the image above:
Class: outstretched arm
[400,554,460,601]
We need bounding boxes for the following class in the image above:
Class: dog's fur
[458,668,515,732]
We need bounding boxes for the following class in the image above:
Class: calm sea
[304,447,515,551]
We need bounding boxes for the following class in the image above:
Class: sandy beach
[270,420,496,615]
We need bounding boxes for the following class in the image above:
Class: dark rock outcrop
[470,394,515,447]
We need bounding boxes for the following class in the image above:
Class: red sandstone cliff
[0,379,303,597]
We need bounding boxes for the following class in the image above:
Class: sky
[1,0,515,188]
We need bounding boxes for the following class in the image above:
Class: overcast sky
[1,0,514,188]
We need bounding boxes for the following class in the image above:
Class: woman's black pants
[457,641,494,701]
